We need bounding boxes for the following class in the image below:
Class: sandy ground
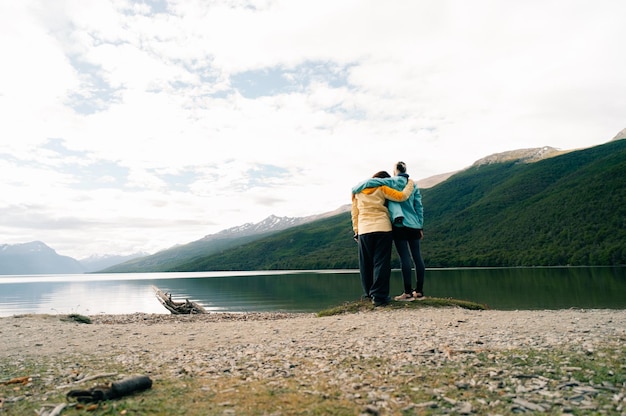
[2,308,625,361]
[2,308,625,415]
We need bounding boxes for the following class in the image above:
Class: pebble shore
[1,308,625,414]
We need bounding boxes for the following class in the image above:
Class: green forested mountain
[99,214,321,273]
[174,213,358,271]
[100,233,268,272]
[124,139,626,271]
[422,138,626,266]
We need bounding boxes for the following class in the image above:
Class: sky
[1,0,625,260]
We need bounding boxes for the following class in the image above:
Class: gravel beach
[1,308,625,415]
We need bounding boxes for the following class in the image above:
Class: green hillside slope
[100,233,268,273]
[423,139,626,266]
[146,139,626,271]
[173,213,358,271]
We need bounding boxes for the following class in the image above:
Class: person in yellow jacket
[351,171,414,306]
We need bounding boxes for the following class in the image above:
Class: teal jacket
[352,173,424,229]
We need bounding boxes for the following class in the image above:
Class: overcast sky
[1,0,624,260]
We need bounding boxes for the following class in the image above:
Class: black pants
[394,238,425,295]
[358,231,393,303]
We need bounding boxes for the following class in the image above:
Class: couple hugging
[351,161,426,307]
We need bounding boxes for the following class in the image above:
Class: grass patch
[61,313,93,324]
[2,344,623,415]
[0,359,359,415]
[317,296,487,317]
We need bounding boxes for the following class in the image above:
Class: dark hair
[373,171,391,178]
[395,161,407,174]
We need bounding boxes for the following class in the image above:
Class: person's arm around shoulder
[352,177,398,194]
[380,180,414,202]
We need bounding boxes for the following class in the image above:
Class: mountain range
[2,130,624,274]
[0,212,346,275]
[0,242,146,275]
[98,212,345,273]
[108,134,625,271]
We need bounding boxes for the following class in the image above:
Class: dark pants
[358,232,393,304]
[394,237,426,295]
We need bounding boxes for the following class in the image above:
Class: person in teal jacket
[352,161,426,300]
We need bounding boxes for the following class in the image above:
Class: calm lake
[0,267,625,317]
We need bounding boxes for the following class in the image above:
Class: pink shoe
[394,293,414,301]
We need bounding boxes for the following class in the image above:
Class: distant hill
[167,138,626,270]
[172,212,356,271]
[99,213,343,273]
[0,241,84,275]
[79,253,148,273]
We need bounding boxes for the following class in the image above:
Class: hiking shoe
[394,293,414,301]
[412,291,425,300]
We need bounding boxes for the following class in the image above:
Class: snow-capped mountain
[208,212,344,240]
[472,146,568,166]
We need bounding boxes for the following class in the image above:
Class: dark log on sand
[152,286,207,314]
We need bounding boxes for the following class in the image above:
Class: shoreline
[2,308,626,355]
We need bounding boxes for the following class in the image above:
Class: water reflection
[425,267,626,310]
[0,267,624,316]
[1,280,162,315]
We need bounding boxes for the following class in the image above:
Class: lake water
[0,267,625,316]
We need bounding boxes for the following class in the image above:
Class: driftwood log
[153,286,207,314]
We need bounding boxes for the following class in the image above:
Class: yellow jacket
[351,180,414,235]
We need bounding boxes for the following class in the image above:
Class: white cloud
[1,0,625,259]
